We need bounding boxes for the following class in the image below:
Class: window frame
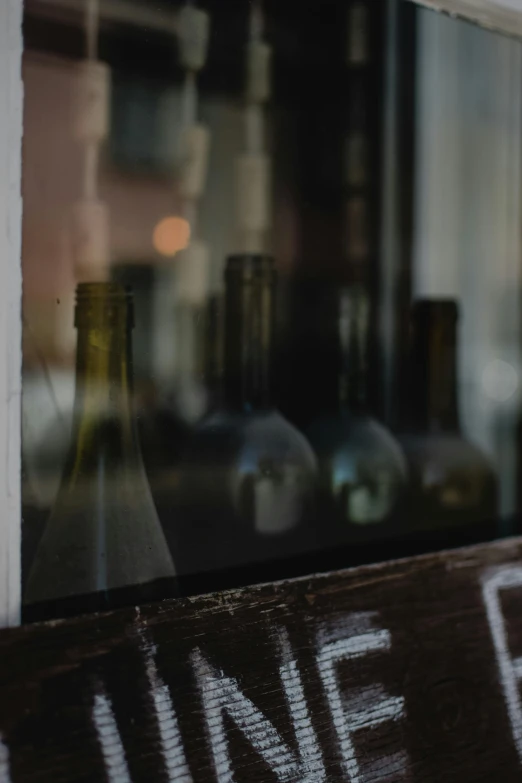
[0,0,23,628]
[414,0,522,38]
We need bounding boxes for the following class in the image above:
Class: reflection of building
[21,52,248,498]
[22,53,177,366]
[21,15,304,503]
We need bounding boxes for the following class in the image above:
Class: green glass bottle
[24,283,176,621]
[400,299,498,544]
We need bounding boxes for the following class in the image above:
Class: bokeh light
[152,216,191,257]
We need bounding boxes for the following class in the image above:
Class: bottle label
[254,466,303,535]
[345,470,397,525]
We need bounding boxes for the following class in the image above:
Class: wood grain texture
[2,539,522,781]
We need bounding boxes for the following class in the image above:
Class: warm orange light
[153,216,191,257]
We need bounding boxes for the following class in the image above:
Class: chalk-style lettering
[278,628,327,781]
[142,640,193,783]
[482,566,522,763]
[193,646,324,783]
[92,690,132,783]
[317,625,406,782]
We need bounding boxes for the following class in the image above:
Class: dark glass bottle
[400,299,498,542]
[171,255,318,581]
[306,285,407,545]
[24,283,176,622]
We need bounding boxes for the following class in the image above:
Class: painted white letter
[278,628,326,781]
[192,645,323,783]
[142,640,193,783]
[317,625,406,782]
[92,690,132,783]
[483,566,522,763]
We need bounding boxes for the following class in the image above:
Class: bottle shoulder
[190,409,317,470]
[399,431,496,477]
[26,469,175,606]
[307,413,406,471]
[176,409,317,547]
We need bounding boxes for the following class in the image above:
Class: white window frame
[0,0,23,627]
[414,0,522,38]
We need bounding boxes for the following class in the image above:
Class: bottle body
[307,412,407,543]
[26,412,176,613]
[400,432,497,539]
[24,283,176,621]
[173,408,317,576]
[400,299,498,542]
[168,255,318,580]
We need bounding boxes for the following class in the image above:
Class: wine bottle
[400,299,498,542]
[172,255,318,580]
[306,285,407,544]
[24,283,176,622]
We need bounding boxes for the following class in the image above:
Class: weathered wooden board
[411,0,522,40]
[1,539,522,781]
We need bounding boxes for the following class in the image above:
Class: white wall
[0,0,23,626]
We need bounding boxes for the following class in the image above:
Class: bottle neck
[71,287,137,447]
[410,300,460,434]
[74,327,133,421]
[224,255,276,412]
[337,286,370,415]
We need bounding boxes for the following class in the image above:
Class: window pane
[20,0,522,621]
